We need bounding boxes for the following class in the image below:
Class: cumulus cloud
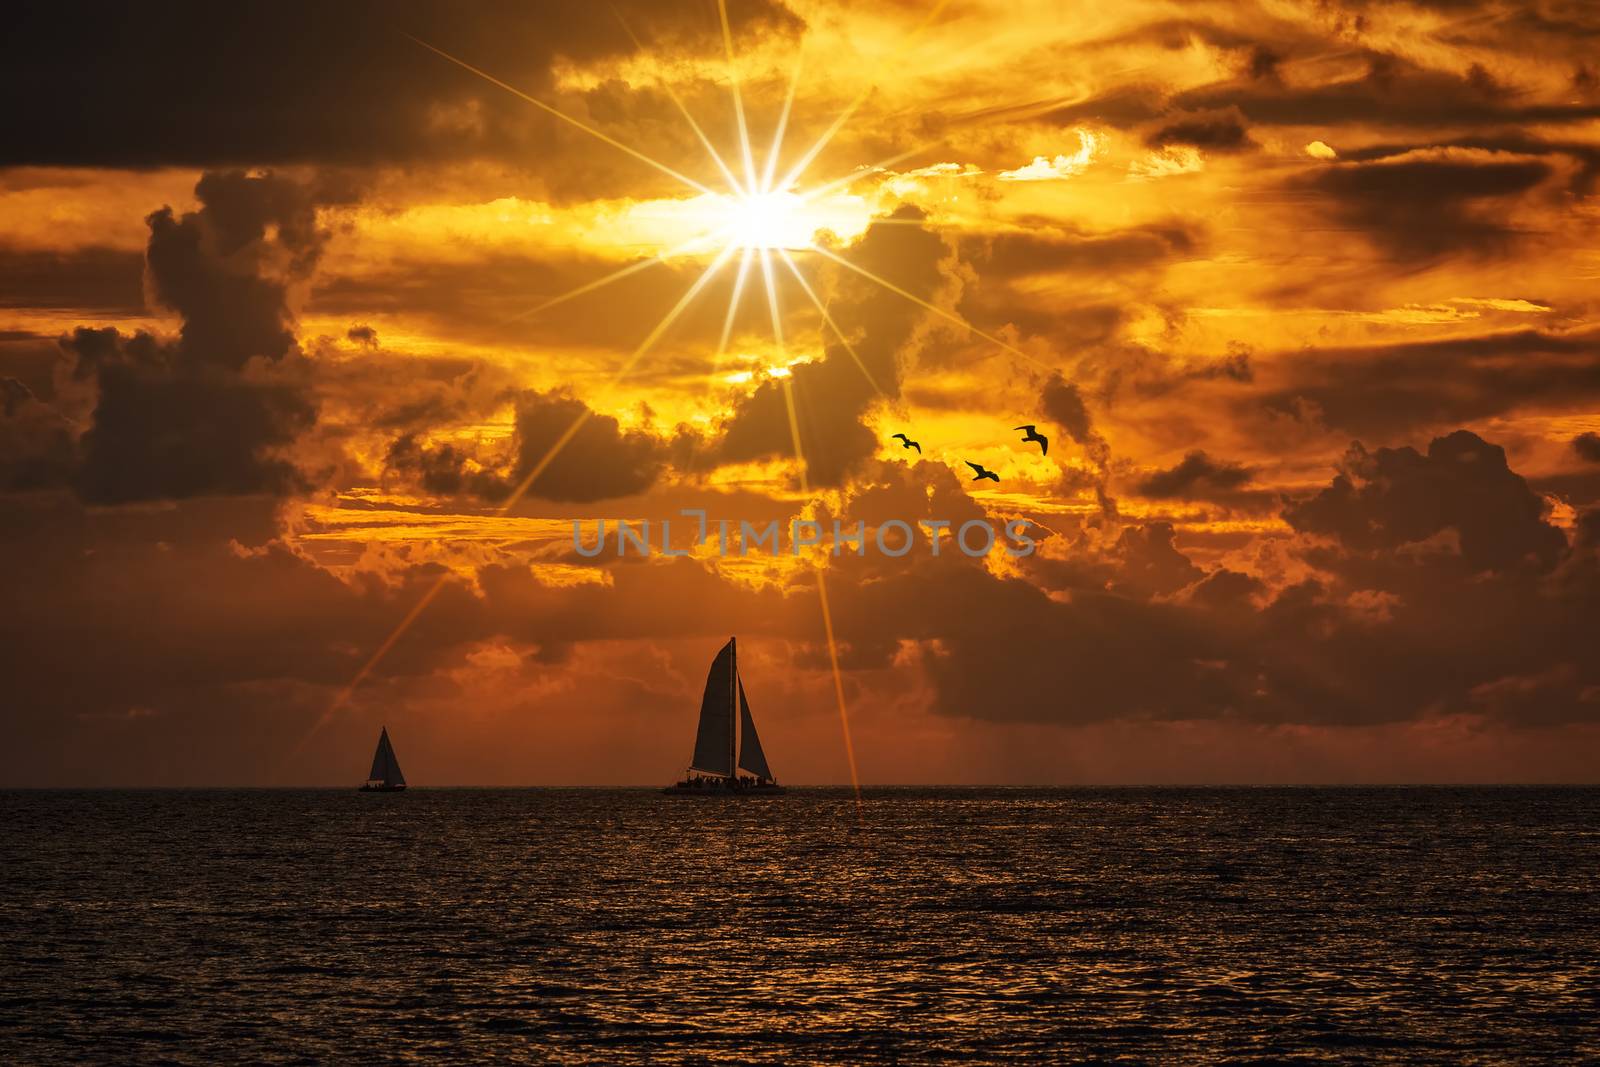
[37,172,334,503]
[997,131,1100,181]
[7,0,1600,784]
[1134,450,1253,501]
[507,390,672,503]
[712,206,948,485]
[1284,430,1565,573]
[1146,108,1256,152]
[1305,153,1550,261]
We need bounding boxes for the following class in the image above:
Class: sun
[353,10,1016,802]
[724,190,815,250]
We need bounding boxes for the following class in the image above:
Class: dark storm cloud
[7,171,337,502]
[815,432,1600,729]
[3,429,1599,784]
[379,383,680,503]
[1039,373,1112,471]
[1018,32,1600,151]
[0,493,501,784]
[0,248,146,313]
[0,487,810,783]
[712,206,946,485]
[1574,432,1600,463]
[146,171,330,371]
[322,351,519,437]
[72,344,316,502]
[384,432,510,499]
[1146,109,1256,153]
[1134,450,1253,500]
[1172,51,1600,128]
[1341,133,1600,197]
[1304,156,1550,261]
[1285,430,1565,573]
[1253,327,1600,440]
[1110,521,1204,597]
[508,389,671,504]
[961,221,1198,279]
[0,0,801,171]
[0,377,76,491]
[74,172,333,502]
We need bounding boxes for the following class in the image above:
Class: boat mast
[728,637,737,780]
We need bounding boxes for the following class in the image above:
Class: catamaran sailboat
[665,637,784,795]
[360,726,407,792]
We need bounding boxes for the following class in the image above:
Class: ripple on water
[1,787,1598,1063]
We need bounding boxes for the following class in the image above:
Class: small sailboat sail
[667,638,783,795]
[689,639,736,777]
[737,679,771,780]
[360,726,407,791]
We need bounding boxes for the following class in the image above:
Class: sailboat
[665,637,785,795]
[359,726,407,792]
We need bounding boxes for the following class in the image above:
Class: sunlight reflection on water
[2,787,1598,1062]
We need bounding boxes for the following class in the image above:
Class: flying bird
[966,461,1000,482]
[1014,424,1049,455]
[891,433,921,454]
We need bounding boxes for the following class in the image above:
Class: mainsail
[689,639,736,776]
[736,679,771,779]
[368,727,406,787]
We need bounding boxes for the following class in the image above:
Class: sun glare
[362,14,976,806]
[726,190,813,249]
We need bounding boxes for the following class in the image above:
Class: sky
[4,0,1600,785]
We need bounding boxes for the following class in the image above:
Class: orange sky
[3,0,1600,784]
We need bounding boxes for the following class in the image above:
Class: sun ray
[805,242,1052,372]
[295,575,450,758]
[781,377,864,816]
[777,248,885,397]
[509,225,732,323]
[758,247,785,348]
[718,246,755,357]
[775,0,952,194]
[400,30,719,198]
[615,13,747,197]
[375,11,991,803]
[299,245,737,747]
[813,565,863,817]
[795,141,948,207]
[716,0,760,195]
[760,46,804,193]
[495,243,740,514]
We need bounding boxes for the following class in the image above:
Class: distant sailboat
[360,726,407,792]
[665,637,784,795]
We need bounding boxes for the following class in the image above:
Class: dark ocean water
[2,788,1598,1063]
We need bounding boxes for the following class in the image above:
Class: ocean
[2,787,1597,1063]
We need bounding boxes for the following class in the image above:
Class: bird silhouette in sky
[1014,424,1049,455]
[891,433,921,454]
[966,461,1000,482]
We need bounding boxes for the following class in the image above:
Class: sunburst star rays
[347,8,1035,790]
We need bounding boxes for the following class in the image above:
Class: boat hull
[359,783,407,792]
[662,781,785,796]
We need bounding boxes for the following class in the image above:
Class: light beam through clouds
[329,4,1056,785]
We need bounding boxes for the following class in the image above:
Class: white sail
[736,679,772,780]
[368,727,405,786]
[689,639,735,776]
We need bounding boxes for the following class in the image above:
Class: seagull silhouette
[966,461,1000,482]
[891,433,921,454]
[1014,424,1049,455]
